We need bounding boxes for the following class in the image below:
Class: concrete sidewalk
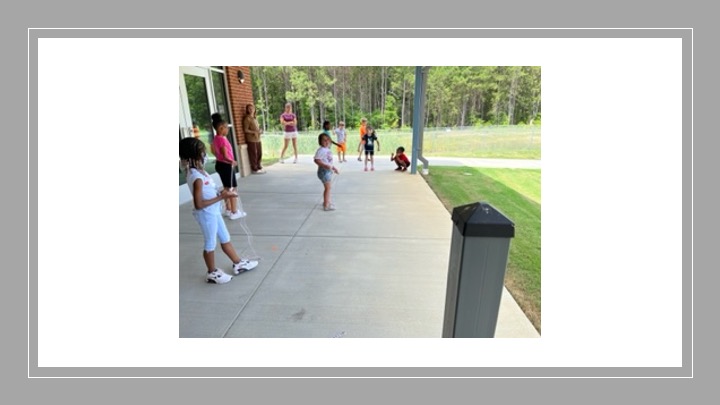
[179,155,540,338]
[421,156,541,169]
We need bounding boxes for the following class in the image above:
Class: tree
[249,65,541,130]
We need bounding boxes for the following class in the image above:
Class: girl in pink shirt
[211,113,245,220]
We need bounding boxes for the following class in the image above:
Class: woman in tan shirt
[243,103,265,174]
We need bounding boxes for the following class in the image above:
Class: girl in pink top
[211,114,245,220]
[279,102,299,164]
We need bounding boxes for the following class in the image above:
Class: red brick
[225,66,255,147]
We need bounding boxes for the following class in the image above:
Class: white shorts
[284,131,298,140]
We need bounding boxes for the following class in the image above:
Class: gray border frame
[28,28,691,378]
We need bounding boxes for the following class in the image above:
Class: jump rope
[223,164,261,261]
[218,142,344,258]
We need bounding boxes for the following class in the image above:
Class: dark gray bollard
[443,202,515,338]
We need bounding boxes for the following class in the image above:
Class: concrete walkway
[421,156,541,169]
[179,155,540,338]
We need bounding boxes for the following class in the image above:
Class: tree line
[250,66,541,132]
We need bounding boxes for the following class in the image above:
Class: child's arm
[192,179,235,211]
[376,138,380,152]
[314,157,339,173]
[220,145,236,166]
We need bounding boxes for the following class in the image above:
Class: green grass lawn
[423,166,541,333]
[258,126,541,160]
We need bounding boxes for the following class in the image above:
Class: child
[322,120,333,138]
[362,125,380,171]
[210,113,246,220]
[391,146,410,171]
[313,133,340,211]
[322,121,342,150]
[179,137,258,284]
[356,117,367,161]
[333,121,347,163]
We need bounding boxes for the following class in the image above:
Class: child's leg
[202,250,216,272]
[225,187,237,213]
[227,169,242,214]
[370,153,375,170]
[323,182,331,207]
[216,215,240,263]
[220,241,241,264]
[216,214,256,273]
[196,211,219,272]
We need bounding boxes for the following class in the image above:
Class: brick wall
[225,66,254,147]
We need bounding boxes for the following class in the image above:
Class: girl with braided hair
[179,137,258,284]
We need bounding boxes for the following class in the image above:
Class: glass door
[179,67,217,183]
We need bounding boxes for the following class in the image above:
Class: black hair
[179,137,206,171]
[323,120,331,130]
[396,146,405,153]
[318,132,340,147]
[211,113,226,131]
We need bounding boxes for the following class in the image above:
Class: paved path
[179,156,540,338]
[417,156,541,169]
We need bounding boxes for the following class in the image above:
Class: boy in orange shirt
[356,117,367,161]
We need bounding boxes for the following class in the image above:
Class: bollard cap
[451,202,515,238]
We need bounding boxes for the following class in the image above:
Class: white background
[36,36,684,367]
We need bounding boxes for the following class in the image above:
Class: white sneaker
[223,210,232,217]
[206,269,232,284]
[323,203,336,211]
[229,211,247,220]
[233,259,258,275]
